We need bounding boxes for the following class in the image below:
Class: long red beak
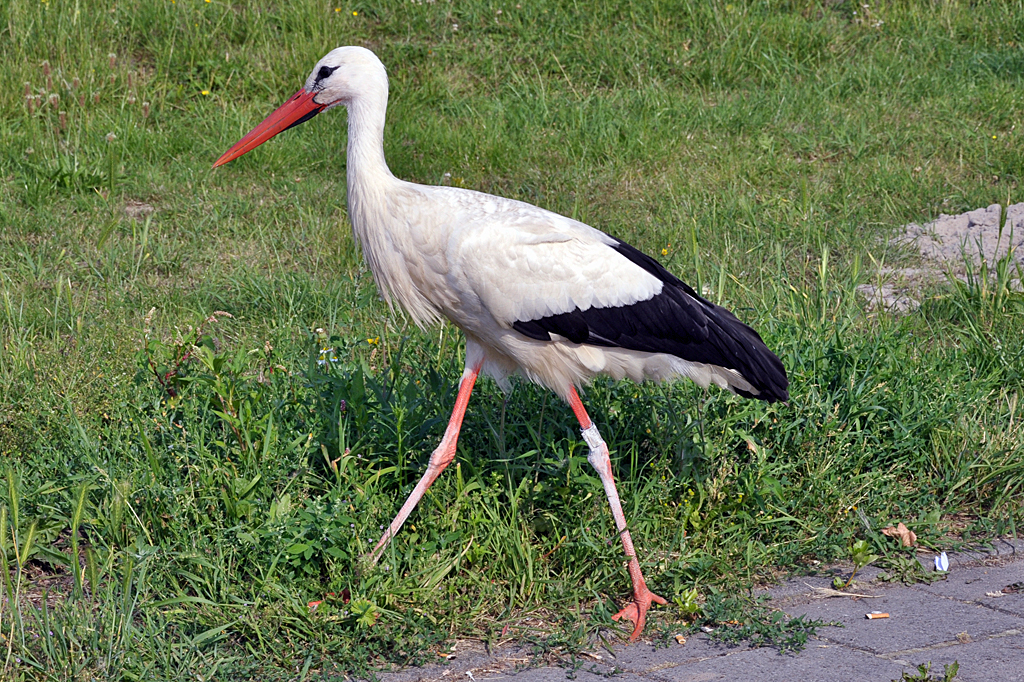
[213,89,325,168]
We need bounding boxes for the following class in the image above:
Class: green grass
[1,0,1023,678]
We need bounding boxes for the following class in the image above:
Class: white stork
[214,46,788,641]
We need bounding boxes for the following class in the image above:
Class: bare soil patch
[858,203,1024,312]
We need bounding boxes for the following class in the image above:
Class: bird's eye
[316,65,337,82]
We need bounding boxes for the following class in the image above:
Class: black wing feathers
[514,311,590,344]
[511,237,789,403]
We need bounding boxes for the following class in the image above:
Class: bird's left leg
[568,387,667,642]
[367,361,481,565]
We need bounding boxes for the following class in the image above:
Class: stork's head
[213,46,387,168]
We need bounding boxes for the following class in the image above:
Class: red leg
[569,387,667,642]
[367,363,481,565]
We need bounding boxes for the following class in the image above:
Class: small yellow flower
[335,7,341,11]
[352,10,358,15]
[661,248,668,256]
[201,89,210,95]
[992,135,997,139]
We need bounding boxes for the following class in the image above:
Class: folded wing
[461,217,788,403]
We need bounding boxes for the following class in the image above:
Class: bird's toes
[612,602,645,641]
[612,588,665,641]
[611,602,639,624]
[623,610,646,641]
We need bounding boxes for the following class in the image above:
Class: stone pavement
[377,539,1024,682]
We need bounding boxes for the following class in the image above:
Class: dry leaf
[881,522,917,547]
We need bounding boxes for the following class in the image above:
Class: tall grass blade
[70,483,90,598]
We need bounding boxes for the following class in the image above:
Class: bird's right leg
[367,361,481,565]
[568,387,667,641]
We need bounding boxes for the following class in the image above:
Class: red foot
[612,587,667,642]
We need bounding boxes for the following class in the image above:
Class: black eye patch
[316,65,337,82]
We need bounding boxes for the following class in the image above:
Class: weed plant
[1,0,1023,679]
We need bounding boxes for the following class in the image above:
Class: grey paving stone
[476,667,646,682]
[993,538,1024,557]
[916,561,1024,618]
[763,567,887,604]
[374,643,531,682]
[898,633,1024,682]
[607,634,748,672]
[942,538,1024,560]
[928,538,1024,567]
[782,585,1024,654]
[763,572,841,600]
[947,548,1004,567]
[647,642,905,682]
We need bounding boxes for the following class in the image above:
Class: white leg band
[581,423,603,453]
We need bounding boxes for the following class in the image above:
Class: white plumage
[215,45,788,642]
[347,170,671,394]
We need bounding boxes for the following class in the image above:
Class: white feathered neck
[343,70,444,328]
